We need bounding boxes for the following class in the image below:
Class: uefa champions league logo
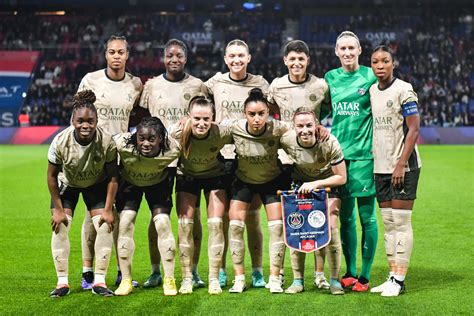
[308,210,326,228]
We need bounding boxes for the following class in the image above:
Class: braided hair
[126,117,170,156]
[71,90,97,121]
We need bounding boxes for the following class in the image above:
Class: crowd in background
[1,7,472,126]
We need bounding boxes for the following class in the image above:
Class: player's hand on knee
[99,211,115,233]
[51,210,69,234]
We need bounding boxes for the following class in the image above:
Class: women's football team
[48,31,421,298]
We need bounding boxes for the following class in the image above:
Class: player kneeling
[113,117,181,296]
[369,46,421,297]
[48,90,118,297]
[280,108,346,295]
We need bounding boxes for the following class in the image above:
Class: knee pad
[117,236,135,259]
[178,217,194,245]
[229,220,245,265]
[393,209,413,266]
[92,215,113,274]
[208,218,225,277]
[381,208,396,257]
[52,215,72,276]
[159,238,176,262]
[178,217,194,275]
[268,220,285,268]
[81,212,96,261]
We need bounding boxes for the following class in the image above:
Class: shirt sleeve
[204,73,221,96]
[139,80,151,109]
[400,83,419,117]
[105,138,118,163]
[77,74,89,92]
[329,137,344,166]
[48,137,61,165]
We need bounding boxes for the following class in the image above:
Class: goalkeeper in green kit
[324,31,378,292]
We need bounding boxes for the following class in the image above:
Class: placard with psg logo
[280,190,330,253]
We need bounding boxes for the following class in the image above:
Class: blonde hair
[225,39,249,54]
[335,31,361,48]
[180,95,215,159]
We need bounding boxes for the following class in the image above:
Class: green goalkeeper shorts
[336,159,375,199]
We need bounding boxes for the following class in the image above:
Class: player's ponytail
[180,95,215,159]
[244,88,269,110]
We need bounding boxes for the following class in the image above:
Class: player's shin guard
[268,220,285,275]
[117,211,136,279]
[153,214,176,278]
[327,228,342,280]
[381,208,396,264]
[289,250,305,279]
[229,220,245,272]
[339,198,357,276]
[392,209,413,272]
[208,217,224,279]
[148,219,161,273]
[245,209,263,269]
[358,196,378,280]
[192,208,202,272]
[91,215,113,277]
[81,211,96,264]
[52,215,73,279]
[178,217,194,279]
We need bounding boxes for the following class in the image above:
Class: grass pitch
[0,145,473,315]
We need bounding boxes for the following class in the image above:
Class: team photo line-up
[47,30,421,298]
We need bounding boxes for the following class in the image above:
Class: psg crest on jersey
[280,190,330,253]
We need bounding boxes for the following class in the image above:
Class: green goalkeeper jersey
[324,65,376,160]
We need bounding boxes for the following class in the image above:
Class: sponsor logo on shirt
[374,116,393,130]
[358,88,367,95]
[221,100,244,114]
[97,107,131,122]
[332,101,360,116]
[155,107,189,123]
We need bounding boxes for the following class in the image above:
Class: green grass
[0,145,473,315]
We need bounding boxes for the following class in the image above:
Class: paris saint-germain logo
[358,88,366,96]
[287,212,304,229]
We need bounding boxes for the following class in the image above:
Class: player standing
[48,91,118,297]
[324,31,378,291]
[369,46,421,297]
[227,88,289,294]
[77,35,142,289]
[139,39,208,288]
[205,39,269,288]
[268,40,332,289]
[113,117,181,296]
